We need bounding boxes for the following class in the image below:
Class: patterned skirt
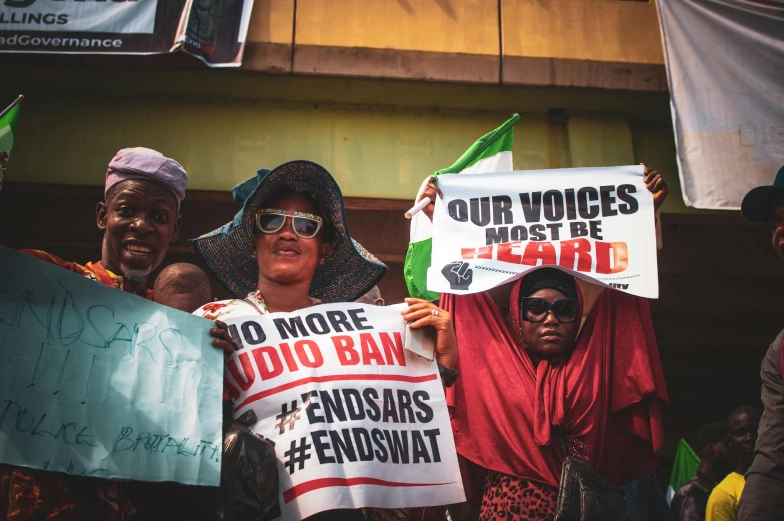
[479,470,559,520]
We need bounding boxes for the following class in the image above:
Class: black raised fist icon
[441,261,473,290]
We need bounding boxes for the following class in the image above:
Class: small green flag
[0,97,23,196]
[404,114,520,301]
[666,438,701,504]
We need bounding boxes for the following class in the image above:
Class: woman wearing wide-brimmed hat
[192,161,459,521]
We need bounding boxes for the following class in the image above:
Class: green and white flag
[0,96,23,196]
[404,114,520,300]
[666,438,701,504]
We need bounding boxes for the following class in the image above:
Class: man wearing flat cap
[23,147,186,298]
[0,147,187,520]
[736,166,784,521]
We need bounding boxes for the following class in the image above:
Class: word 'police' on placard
[223,303,465,521]
[427,165,658,298]
[0,245,223,485]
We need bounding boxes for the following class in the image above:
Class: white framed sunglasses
[255,208,324,239]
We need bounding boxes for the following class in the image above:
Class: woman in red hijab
[415,168,669,520]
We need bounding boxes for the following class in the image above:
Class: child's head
[153,263,212,313]
[354,285,384,306]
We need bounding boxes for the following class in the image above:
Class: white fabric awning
[657,0,784,209]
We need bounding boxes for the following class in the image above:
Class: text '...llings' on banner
[0,245,223,485]
[0,0,255,67]
[223,303,465,521]
[427,165,658,298]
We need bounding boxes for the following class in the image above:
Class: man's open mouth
[124,243,153,255]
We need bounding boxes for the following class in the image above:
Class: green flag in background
[404,113,520,300]
[666,438,701,504]
[0,96,23,196]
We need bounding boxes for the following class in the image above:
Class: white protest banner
[0,0,255,67]
[0,245,223,485]
[426,165,658,298]
[0,0,158,34]
[223,303,465,521]
[658,0,784,210]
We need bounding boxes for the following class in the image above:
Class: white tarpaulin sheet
[657,0,784,209]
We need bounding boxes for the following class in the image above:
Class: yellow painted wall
[294,0,499,55]
[245,0,294,45]
[504,0,664,64]
[9,99,556,198]
[3,63,688,211]
[567,115,636,167]
[243,0,664,65]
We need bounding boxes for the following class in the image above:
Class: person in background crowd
[153,262,212,312]
[355,285,385,306]
[737,166,784,521]
[415,167,669,520]
[192,160,458,520]
[672,423,734,521]
[706,406,762,521]
[0,147,187,521]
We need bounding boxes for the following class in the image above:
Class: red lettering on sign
[595,241,628,274]
[360,333,386,365]
[380,332,406,367]
[332,335,360,365]
[295,340,324,368]
[522,241,557,266]
[559,238,593,272]
[251,346,284,380]
[457,237,630,277]
[279,342,299,372]
[227,352,255,391]
[497,242,522,264]
[461,245,493,259]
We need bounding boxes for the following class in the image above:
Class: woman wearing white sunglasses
[191,160,457,521]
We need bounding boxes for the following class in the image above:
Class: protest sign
[0,0,255,67]
[0,245,223,485]
[223,303,465,521]
[426,165,658,298]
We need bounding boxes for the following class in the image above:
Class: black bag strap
[554,428,569,458]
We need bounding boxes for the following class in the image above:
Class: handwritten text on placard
[0,245,223,485]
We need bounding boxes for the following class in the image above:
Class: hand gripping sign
[222,303,465,521]
[427,165,658,298]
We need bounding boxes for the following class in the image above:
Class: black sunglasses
[521,297,579,323]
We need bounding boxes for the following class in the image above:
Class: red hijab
[441,272,667,489]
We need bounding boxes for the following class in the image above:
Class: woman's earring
[318,256,325,265]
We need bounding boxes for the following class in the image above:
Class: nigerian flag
[666,438,701,504]
[404,114,520,300]
[0,96,23,196]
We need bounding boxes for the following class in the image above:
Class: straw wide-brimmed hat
[192,160,387,303]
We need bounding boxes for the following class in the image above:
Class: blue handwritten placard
[0,245,223,486]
